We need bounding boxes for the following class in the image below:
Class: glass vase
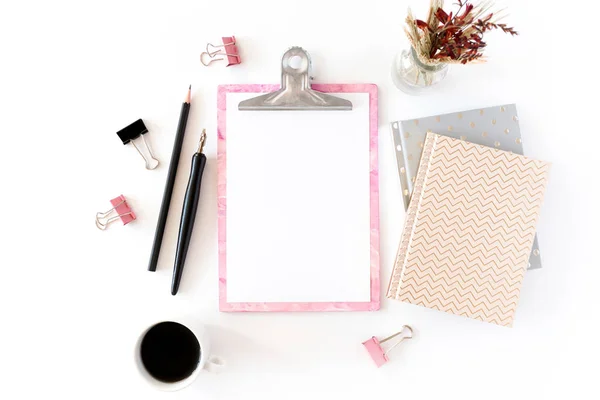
[392,47,449,94]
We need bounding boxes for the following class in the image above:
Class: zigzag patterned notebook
[387,132,550,327]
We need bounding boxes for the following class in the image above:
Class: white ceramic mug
[134,318,224,391]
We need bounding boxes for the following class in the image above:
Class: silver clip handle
[238,47,352,111]
[131,135,159,170]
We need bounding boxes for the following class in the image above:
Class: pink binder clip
[362,325,413,368]
[201,36,241,67]
[95,195,136,230]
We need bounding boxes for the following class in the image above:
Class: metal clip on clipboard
[238,47,352,111]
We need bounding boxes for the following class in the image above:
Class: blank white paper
[225,92,371,303]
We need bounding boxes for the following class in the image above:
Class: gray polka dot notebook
[391,104,542,270]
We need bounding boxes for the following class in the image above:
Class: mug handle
[203,355,225,373]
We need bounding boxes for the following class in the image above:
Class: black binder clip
[116,119,159,170]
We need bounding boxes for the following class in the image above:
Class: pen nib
[197,129,207,153]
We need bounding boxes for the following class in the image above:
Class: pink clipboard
[217,83,379,312]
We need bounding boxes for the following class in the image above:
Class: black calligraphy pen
[171,129,207,295]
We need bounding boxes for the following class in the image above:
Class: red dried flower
[435,8,449,23]
[416,19,429,30]
[408,1,518,64]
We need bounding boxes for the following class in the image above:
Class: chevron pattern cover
[387,132,550,327]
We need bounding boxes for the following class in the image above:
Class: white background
[0,0,598,399]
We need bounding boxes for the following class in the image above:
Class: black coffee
[140,321,201,383]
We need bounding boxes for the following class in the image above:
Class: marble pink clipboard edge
[217,83,380,312]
